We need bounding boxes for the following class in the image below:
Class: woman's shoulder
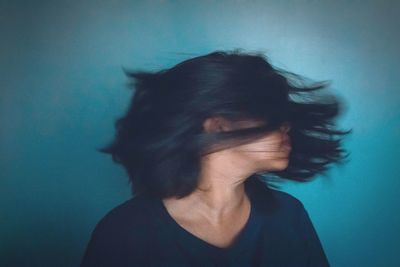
[88,195,156,242]
[269,188,304,208]
[81,196,159,266]
[247,178,306,218]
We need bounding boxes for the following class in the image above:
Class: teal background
[1,0,399,266]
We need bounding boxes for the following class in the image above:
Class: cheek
[250,137,282,152]
[235,138,282,159]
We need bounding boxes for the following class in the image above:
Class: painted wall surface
[1,0,399,266]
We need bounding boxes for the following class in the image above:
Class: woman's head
[99,49,352,199]
[201,116,292,176]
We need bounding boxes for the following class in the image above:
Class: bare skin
[162,117,291,248]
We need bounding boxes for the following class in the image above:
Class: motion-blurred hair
[98,49,352,199]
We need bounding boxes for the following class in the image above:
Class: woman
[80,50,351,266]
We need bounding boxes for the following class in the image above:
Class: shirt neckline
[154,179,262,262]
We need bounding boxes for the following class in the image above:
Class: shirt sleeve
[80,216,125,267]
[298,204,331,267]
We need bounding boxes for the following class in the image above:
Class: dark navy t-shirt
[80,177,330,267]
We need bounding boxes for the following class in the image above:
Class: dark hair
[98,49,352,199]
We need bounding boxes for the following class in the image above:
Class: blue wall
[1,0,399,266]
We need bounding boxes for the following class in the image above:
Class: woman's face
[230,120,292,172]
[203,117,292,173]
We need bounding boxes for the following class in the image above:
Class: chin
[272,161,289,171]
[258,158,290,172]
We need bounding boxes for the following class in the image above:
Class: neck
[188,151,253,218]
[162,151,254,224]
[192,179,248,217]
